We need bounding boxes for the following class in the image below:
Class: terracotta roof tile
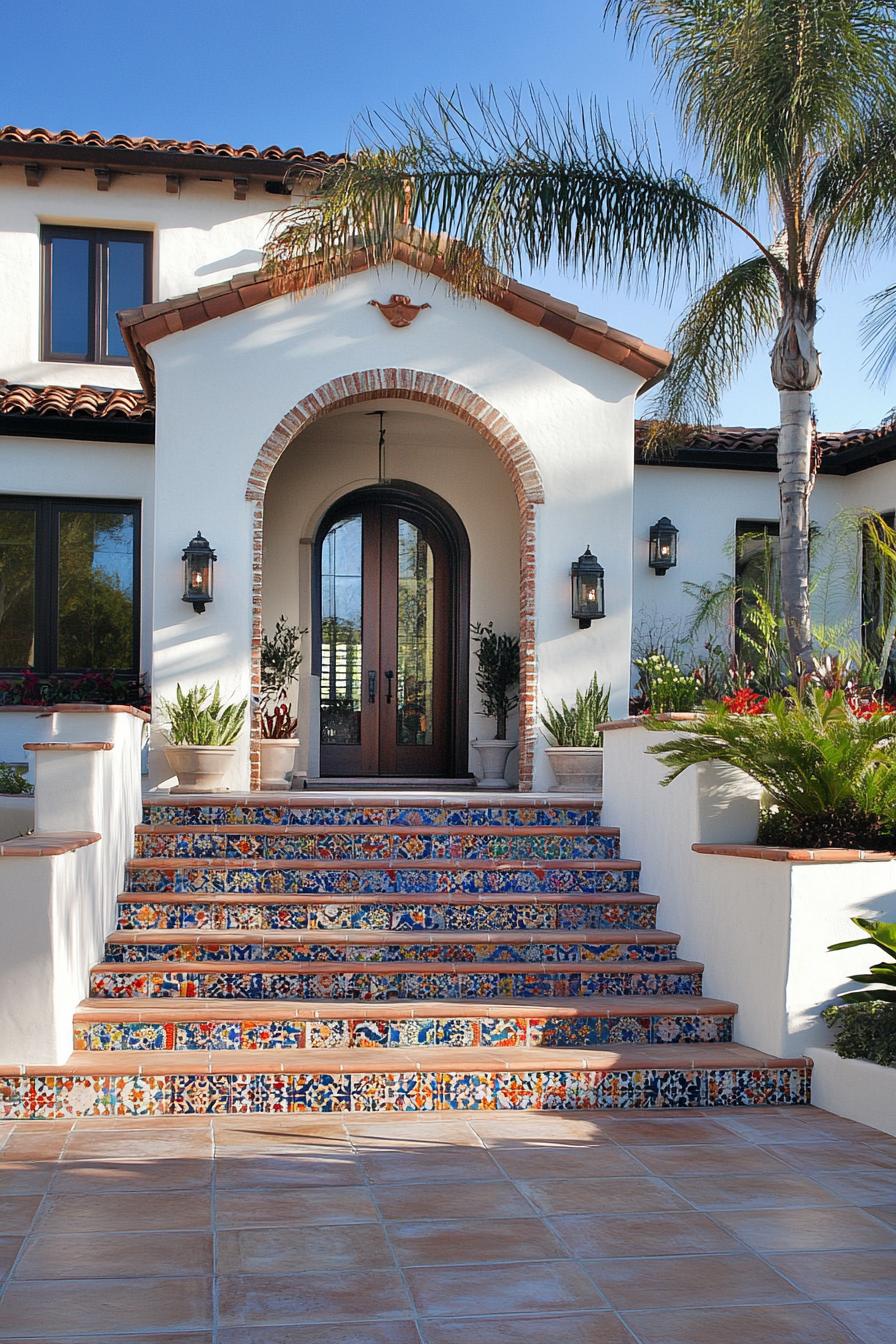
[0,381,151,421]
[634,418,896,469]
[0,125,340,168]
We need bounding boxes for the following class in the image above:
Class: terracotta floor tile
[372,1178,533,1221]
[582,1252,805,1310]
[216,1223,395,1274]
[812,1170,896,1203]
[217,1268,412,1325]
[214,1153,363,1189]
[49,1158,212,1193]
[405,1259,607,1317]
[765,1249,896,1298]
[824,1297,896,1344]
[621,1302,859,1343]
[34,1189,212,1234]
[765,1141,896,1173]
[0,1238,22,1280]
[0,1336,212,1344]
[420,1312,633,1342]
[0,1162,55,1195]
[468,1114,617,1146]
[61,1134,213,1162]
[868,1202,896,1227]
[493,1146,645,1180]
[628,1143,793,1176]
[515,1175,685,1215]
[667,1171,844,1209]
[214,1185,378,1228]
[13,1229,213,1281]
[712,1205,896,1251]
[213,1117,350,1144]
[0,1275,213,1336]
[218,1325,421,1344]
[551,1210,742,1257]
[0,1132,69,1161]
[0,1196,42,1236]
[387,1215,567,1266]
[347,1121,481,1148]
[360,1148,503,1185]
[601,1116,736,1146]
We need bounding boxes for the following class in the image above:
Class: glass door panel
[319,514,363,748]
[396,519,434,747]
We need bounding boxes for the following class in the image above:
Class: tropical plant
[540,673,611,747]
[822,1001,896,1066]
[266,1,896,676]
[646,687,896,847]
[471,621,520,740]
[829,917,896,1004]
[0,763,32,796]
[160,683,247,747]
[634,652,699,713]
[260,615,307,739]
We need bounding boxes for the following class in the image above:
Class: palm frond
[862,282,896,386]
[265,88,730,302]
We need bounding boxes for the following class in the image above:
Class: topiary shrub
[822,1001,896,1068]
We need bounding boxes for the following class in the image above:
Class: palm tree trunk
[772,294,821,675]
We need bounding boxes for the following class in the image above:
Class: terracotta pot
[470,738,515,790]
[164,744,237,793]
[545,746,603,794]
[260,738,300,791]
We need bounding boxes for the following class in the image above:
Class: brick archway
[246,369,544,790]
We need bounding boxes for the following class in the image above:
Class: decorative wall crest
[368,294,431,328]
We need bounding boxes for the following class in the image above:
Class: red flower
[848,696,896,719]
[722,689,769,715]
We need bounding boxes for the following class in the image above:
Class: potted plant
[260,615,306,789]
[540,673,611,793]
[470,621,519,790]
[160,682,247,792]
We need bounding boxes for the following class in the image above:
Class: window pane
[57,510,135,670]
[49,236,91,357]
[105,239,146,357]
[0,508,36,667]
[396,519,434,746]
[320,514,362,745]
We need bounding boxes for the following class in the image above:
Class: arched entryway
[313,483,470,779]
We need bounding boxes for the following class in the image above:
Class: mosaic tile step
[103,927,681,965]
[88,958,705,1000]
[123,857,641,896]
[134,824,620,861]
[115,891,660,932]
[0,1044,811,1117]
[141,798,604,828]
[73,994,737,1050]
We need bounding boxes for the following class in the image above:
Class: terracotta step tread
[105,928,680,946]
[136,823,619,837]
[144,793,601,807]
[126,856,639,870]
[91,956,704,975]
[118,890,658,905]
[74,994,738,1022]
[5,1042,808,1077]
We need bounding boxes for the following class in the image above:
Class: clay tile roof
[0,125,341,169]
[634,418,896,473]
[0,381,151,422]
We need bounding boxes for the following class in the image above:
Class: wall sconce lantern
[570,546,605,628]
[181,532,216,613]
[649,516,679,575]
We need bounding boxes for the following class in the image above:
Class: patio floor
[0,1106,893,1342]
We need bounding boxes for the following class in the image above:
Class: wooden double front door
[316,487,466,777]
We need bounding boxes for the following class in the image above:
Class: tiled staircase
[1,796,810,1117]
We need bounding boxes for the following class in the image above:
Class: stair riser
[74,1013,735,1051]
[134,833,620,861]
[89,967,704,999]
[103,940,680,965]
[116,899,659,932]
[142,805,603,828]
[1,1065,810,1119]
[124,866,640,895]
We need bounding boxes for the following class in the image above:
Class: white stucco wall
[0,168,303,388]
[261,402,520,780]
[147,263,645,790]
[0,434,155,676]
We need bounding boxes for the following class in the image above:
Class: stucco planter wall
[809,1046,896,1138]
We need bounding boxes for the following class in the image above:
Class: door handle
[367,670,377,704]
[385,670,394,704]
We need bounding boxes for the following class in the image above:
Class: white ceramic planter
[164,744,237,793]
[471,739,515,790]
[260,738,300,791]
[545,746,603,794]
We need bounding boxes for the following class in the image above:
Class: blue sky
[8,0,895,431]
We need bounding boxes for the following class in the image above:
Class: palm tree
[266,1,896,674]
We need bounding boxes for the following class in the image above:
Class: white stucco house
[1,125,894,794]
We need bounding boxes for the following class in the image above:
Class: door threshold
[304,776,477,792]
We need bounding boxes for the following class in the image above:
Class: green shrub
[634,653,699,712]
[471,623,520,740]
[822,1001,896,1068]
[540,673,611,747]
[758,802,895,851]
[829,918,896,1004]
[0,763,32,796]
[160,683,247,747]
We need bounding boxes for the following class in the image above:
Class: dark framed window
[734,519,780,654]
[862,510,896,679]
[41,226,152,363]
[0,496,140,675]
